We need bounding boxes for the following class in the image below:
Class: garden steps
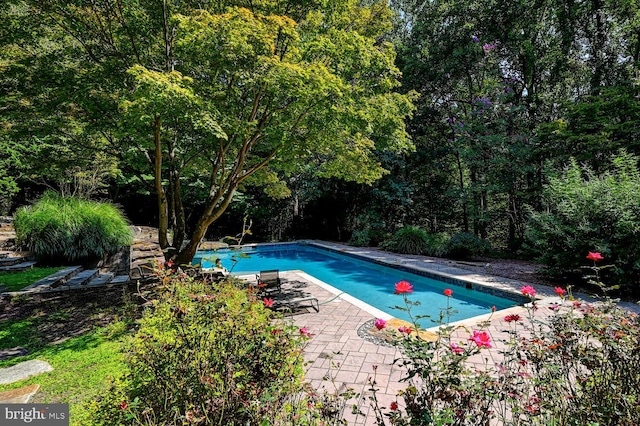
[0,255,25,267]
[59,269,100,289]
[84,273,133,287]
[0,260,37,272]
[21,265,83,292]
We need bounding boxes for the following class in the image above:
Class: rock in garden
[0,359,53,385]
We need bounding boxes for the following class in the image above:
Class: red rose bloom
[586,252,604,262]
[394,280,414,294]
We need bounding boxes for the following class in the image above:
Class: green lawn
[0,295,130,426]
[0,267,66,291]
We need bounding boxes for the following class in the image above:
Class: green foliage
[348,229,372,247]
[382,226,429,254]
[94,273,313,425]
[385,288,640,425]
[0,267,65,291]
[446,232,491,260]
[525,151,640,294]
[6,0,415,264]
[14,192,133,264]
[423,232,451,257]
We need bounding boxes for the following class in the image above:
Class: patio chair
[200,267,229,284]
[255,269,283,294]
[272,294,319,313]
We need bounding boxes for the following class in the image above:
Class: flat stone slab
[0,360,53,385]
[0,384,40,403]
[0,347,29,361]
[0,260,37,272]
[23,266,82,291]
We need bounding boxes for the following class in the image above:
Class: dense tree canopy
[3,0,640,288]
[2,0,415,263]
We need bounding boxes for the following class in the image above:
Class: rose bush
[373,268,640,425]
[89,265,322,425]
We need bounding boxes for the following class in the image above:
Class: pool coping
[225,240,543,302]
[224,240,561,326]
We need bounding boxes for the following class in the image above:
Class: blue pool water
[194,244,517,323]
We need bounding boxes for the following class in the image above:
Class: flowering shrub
[91,267,317,425]
[374,270,640,425]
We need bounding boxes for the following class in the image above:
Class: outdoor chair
[200,267,229,284]
[272,294,320,313]
[255,269,283,294]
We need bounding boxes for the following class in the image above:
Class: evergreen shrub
[348,229,371,247]
[423,232,451,257]
[446,232,491,259]
[14,191,132,264]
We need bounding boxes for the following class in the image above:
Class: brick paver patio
[240,242,640,425]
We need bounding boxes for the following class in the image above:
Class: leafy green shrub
[524,152,640,294]
[446,232,490,259]
[14,191,132,264]
[92,272,315,425]
[423,232,451,257]
[349,229,371,246]
[382,226,429,254]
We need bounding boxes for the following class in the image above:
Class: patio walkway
[242,242,640,425]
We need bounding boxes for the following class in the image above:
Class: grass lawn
[0,267,66,291]
[0,289,134,425]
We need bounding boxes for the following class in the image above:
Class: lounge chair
[255,269,283,294]
[272,294,319,313]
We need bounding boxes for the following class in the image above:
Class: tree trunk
[154,115,170,250]
[456,152,469,233]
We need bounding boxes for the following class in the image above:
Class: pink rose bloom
[469,330,492,348]
[374,318,386,330]
[521,285,536,297]
[450,343,464,354]
[299,327,313,338]
[504,314,521,322]
[398,325,412,334]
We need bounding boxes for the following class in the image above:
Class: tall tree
[5,0,415,264]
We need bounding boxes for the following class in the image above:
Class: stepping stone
[0,359,53,385]
[110,275,130,285]
[85,273,114,287]
[0,260,37,272]
[0,384,40,403]
[0,347,29,361]
[61,269,99,289]
[23,266,82,291]
[0,255,24,267]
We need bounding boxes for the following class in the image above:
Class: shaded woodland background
[3,0,640,263]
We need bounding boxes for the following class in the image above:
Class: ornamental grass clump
[370,252,640,425]
[91,265,321,425]
[14,191,132,264]
[383,226,430,255]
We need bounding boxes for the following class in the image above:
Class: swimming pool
[194,243,519,323]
